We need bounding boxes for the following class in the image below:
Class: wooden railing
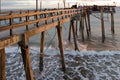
[0,8,84,49]
[0,9,80,35]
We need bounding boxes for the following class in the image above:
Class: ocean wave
[4,46,120,80]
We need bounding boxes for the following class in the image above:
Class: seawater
[28,7,120,50]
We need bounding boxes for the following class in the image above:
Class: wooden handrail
[0,9,79,20]
[0,12,77,32]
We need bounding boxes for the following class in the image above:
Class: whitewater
[5,46,120,80]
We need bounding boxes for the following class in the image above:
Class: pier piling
[0,48,6,80]
[85,13,90,39]
[87,12,91,34]
[111,11,115,34]
[56,22,66,72]
[19,34,34,80]
[71,20,79,51]
[80,14,85,42]
[39,32,45,71]
[68,21,72,41]
[75,20,78,37]
[101,8,105,43]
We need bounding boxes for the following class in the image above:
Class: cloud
[1,0,120,10]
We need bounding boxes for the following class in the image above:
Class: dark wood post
[18,34,34,80]
[80,14,85,42]
[56,22,66,72]
[39,31,45,71]
[26,11,29,30]
[68,21,72,41]
[0,48,6,80]
[84,13,89,39]
[20,11,22,21]
[87,12,91,33]
[101,8,105,43]
[9,11,13,36]
[71,20,79,50]
[111,12,115,34]
[36,11,39,27]
[75,20,78,37]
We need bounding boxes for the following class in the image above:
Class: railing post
[44,14,47,24]
[9,11,13,36]
[51,13,54,22]
[57,12,60,21]
[36,11,39,27]
[20,11,22,21]
[26,10,29,30]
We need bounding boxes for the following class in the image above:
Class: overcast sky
[1,0,120,10]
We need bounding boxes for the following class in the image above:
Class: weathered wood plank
[0,35,20,50]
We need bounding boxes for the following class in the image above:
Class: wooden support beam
[101,8,105,43]
[39,31,45,71]
[68,21,72,41]
[0,48,6,80]
[111,12,115,34]
[71,20,79,51]
[87,12,91,33]
[18,34,34,80]
[80,14,85,42]
[75,20,78,37]
[84,13,89,39]
[56,22,66,72]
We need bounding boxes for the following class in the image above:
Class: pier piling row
[0,6,115,80]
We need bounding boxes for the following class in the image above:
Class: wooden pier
[0,6,116,80]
